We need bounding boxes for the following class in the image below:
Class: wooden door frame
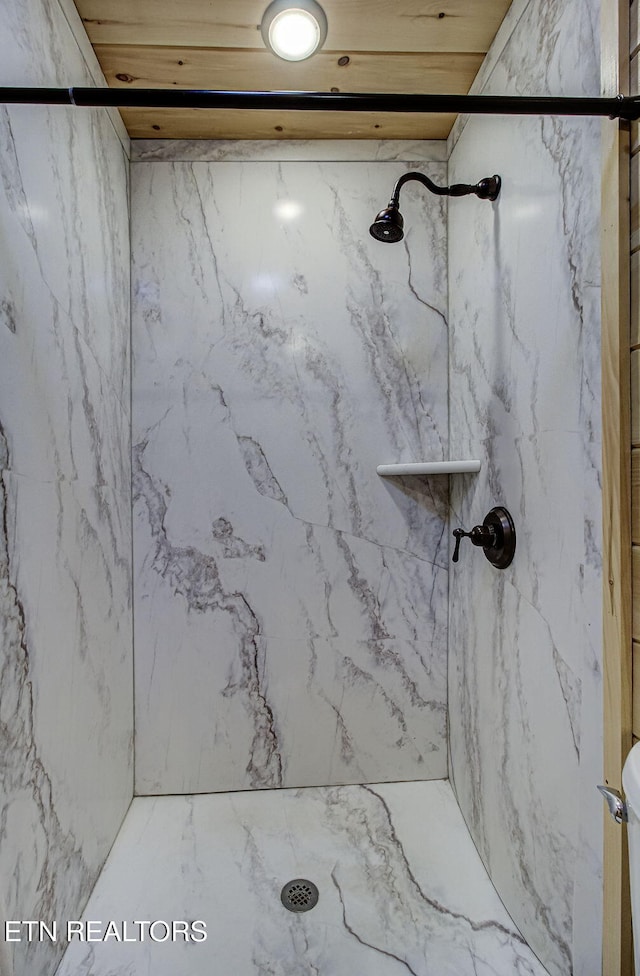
[601,0,633,972]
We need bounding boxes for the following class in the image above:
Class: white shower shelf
[376,460,481,477]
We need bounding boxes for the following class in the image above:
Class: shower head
[369,204,404,243]
[369,171,500,244]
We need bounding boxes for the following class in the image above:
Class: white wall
[0,2,133,974]
[447,0,602,973]
[131,142,450,794]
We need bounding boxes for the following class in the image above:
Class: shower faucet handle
[452,524,495,562]
[452,507,516,569]
[451,528,465,563]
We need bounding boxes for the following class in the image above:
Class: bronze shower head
[369,172,501,243]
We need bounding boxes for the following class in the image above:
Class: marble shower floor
[56,779,550,976]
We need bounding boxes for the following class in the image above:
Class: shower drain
[280,879,319,913]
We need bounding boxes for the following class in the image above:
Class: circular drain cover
[280,879,319,913]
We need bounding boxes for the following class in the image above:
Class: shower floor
[56,779,549,976]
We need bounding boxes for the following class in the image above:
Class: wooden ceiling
[73,0,513,140]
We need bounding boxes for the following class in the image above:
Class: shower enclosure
[0,0,608,973]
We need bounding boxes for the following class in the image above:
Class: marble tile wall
[447,0,602,973]
[0,2,132,975]
[131,147,450,794]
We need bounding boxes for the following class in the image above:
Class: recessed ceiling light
[261,0,328,62]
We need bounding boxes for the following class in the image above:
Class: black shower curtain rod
[2,87,640,120]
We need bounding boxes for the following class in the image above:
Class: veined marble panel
[0,237,129,490]
[0,73,130,492]
[0,465,132,976]
[57,780,550,976]
[2,4,130,403]
[131,139,448,163]
[447,1,602,973]
[0,2,133,975]
[132,158,449,793]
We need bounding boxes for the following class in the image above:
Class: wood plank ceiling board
[119,108,457,140]
[72,0,513,139]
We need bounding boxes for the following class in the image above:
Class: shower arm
[388,172,501,207]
